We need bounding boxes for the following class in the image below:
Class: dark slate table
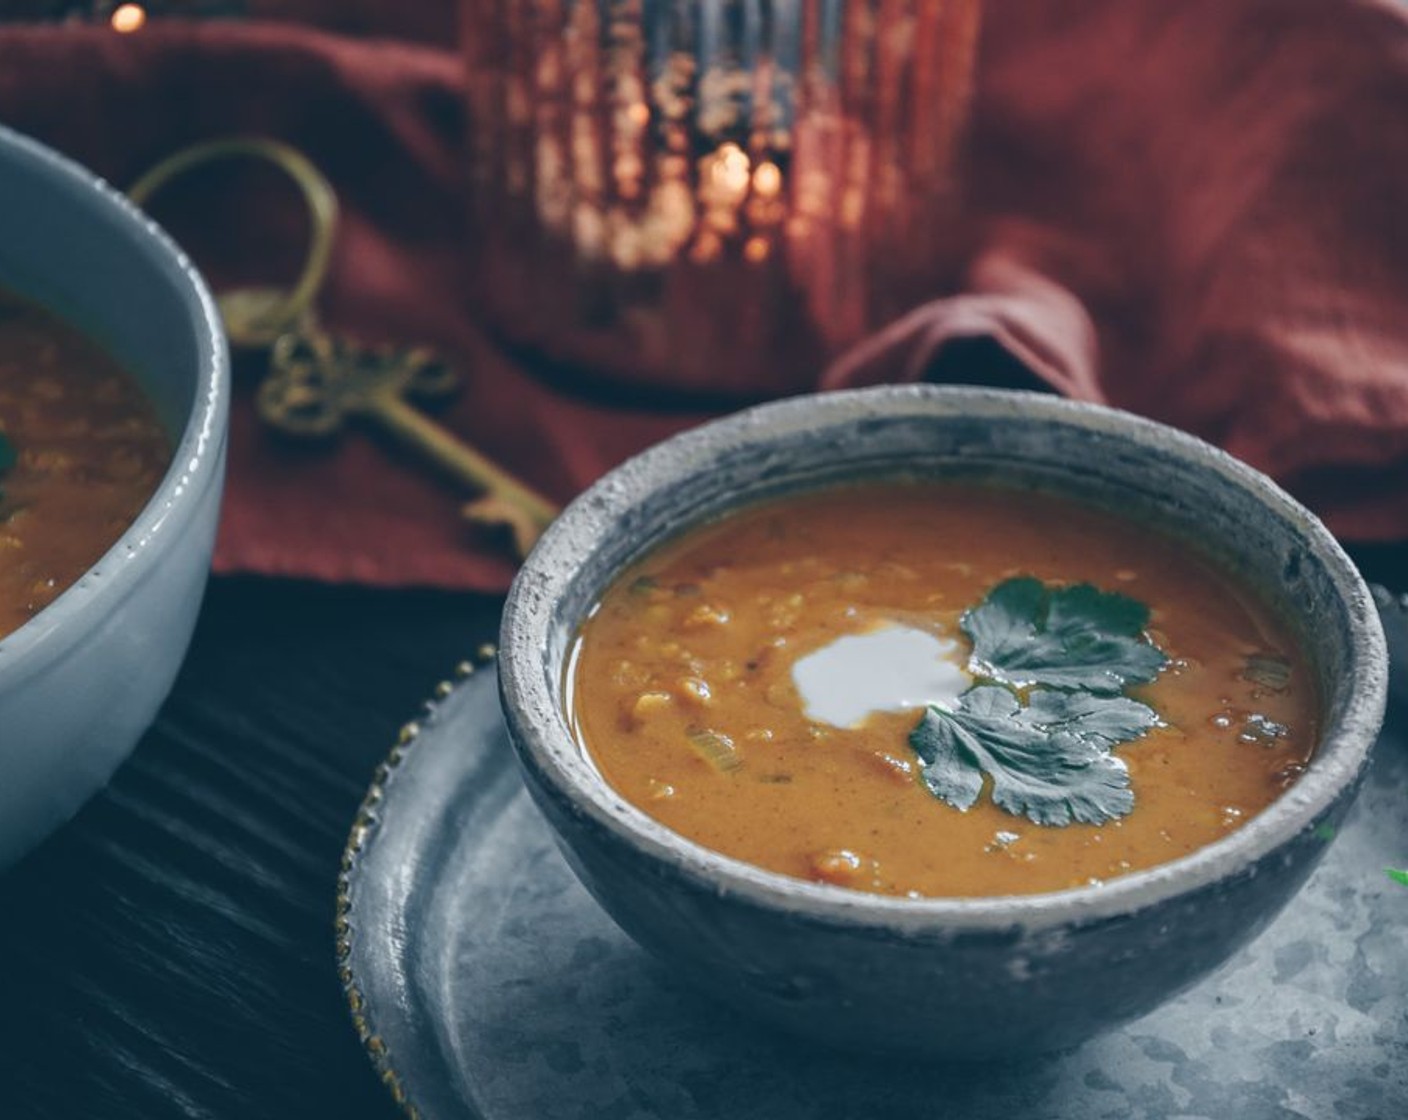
[1,547,1404,1120]
[0,577,498,1120]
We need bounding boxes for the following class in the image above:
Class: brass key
[259,325,559,558]
[130,136,561,559]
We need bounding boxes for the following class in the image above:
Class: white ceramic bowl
[0,126,228,867]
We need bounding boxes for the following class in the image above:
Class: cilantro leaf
[901,578,1170,828]
[909,685,1161,827]
[961,577,1167,693]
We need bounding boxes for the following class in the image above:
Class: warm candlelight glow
[709,143,751,197]
[689,230,723,265]
[752,161,783,198]
[463,0,982,392]
[110,3,146,33]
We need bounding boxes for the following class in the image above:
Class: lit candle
[110,3,146,33]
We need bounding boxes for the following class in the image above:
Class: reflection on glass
[463,0,982,396]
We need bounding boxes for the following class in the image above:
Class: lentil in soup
[0,286,171,640]
[568,482,1318,898]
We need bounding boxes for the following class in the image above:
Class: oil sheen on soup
[568,482,1317,898]
[0,287,171,640]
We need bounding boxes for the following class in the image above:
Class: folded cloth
[1,0,1406,594]
[826,0,1408,545]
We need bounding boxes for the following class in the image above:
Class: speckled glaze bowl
[0,126,228,867]
[499,385,1388,1058]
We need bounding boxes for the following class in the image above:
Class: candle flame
[753,161,783,198]
[709,142,751,197]
[110,3,146,32]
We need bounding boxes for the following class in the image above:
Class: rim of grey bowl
[0,125,229,684]
[501,385,1389,934]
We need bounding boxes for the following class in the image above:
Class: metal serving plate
[340,596,1408,1120]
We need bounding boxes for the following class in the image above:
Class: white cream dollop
[791,623,970,728]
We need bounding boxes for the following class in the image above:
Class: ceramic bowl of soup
[498,384,1388,1058]
[0,125,228,867]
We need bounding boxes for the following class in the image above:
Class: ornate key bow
[129,136,560,560]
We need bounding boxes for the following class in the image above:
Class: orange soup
[0,286,171,640]
[568,482,1317,898]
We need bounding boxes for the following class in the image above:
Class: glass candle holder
[462,0,982,398]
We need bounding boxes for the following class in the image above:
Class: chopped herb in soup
[908,578,1168,827]
[0,286,171,639]
[568,482,1318,898]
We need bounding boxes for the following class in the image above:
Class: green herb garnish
[962,576,1166,693]
[1387,868,1408,887]
[907,578,1168,827]
[686,726,742,772]
[1244,651,1293,691]
[911,685,1161,826]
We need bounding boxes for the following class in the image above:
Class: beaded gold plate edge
[336,642,499,1120]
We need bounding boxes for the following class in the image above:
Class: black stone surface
[0,578,497,1120]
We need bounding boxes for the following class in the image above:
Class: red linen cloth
[1,0,1406,592]
[828,0,1408,544]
